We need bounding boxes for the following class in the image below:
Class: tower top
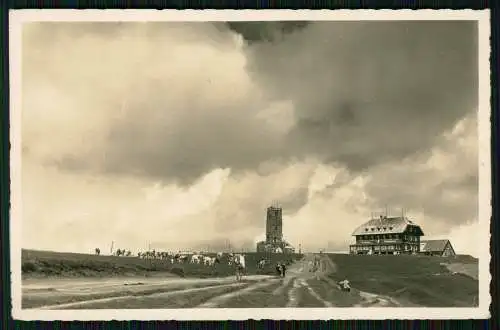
[269,200,281,209]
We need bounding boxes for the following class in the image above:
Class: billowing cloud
[22,22,290,186]
[24,21,477,186]
[363,112,478,231]
[235,21,477,172]
[285,113,479,252]
[20,21,480,255]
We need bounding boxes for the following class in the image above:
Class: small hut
[419,239,456,257]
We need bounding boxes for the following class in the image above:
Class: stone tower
[266,206,283,244]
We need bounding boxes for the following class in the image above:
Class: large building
[349,215,425,255]
[256,206,295,253]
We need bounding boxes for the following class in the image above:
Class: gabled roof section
[420,239,452,252]
[352,216,424,236]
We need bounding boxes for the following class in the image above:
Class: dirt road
[22,254,396,309]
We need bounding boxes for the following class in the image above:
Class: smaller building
[256,241,269,253]
[257,240,295,254]
[419,239,456,257]
[283,242,296,254]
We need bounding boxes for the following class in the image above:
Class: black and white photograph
[9,10,491,320]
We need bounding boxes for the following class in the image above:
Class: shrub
[22,262,37,273]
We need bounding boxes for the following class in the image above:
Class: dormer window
[389,227,393,230]
[365,228,368,231]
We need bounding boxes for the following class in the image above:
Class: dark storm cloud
[226,21,310,44]
[26,21,478,187]
[100,101,288,186]
[239,21,478,173]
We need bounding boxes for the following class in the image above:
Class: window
[389,226,393,230]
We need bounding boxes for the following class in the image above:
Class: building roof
[352,216,424,236]
[420,239,452,252]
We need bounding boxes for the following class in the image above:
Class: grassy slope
[326,254,479,307]
[21,249,303,279]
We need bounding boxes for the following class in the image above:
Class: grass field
[326,254,479,307]
[21,249,303,279]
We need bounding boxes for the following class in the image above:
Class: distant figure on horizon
[95,248,100,256]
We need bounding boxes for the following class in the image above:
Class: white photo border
[9,9,492,320]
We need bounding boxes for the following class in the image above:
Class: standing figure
[95,248,100,256]
[275,263,282,276]
[234,254,246,281]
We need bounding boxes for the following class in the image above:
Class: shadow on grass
[22,249,304,279]
[326,254,479,307]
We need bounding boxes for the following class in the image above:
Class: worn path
[22,254,400,309]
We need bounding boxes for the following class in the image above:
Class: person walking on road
[276,262,282,277]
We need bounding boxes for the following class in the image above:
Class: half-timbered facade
[349,215,425,255]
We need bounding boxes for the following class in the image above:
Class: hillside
[326,254,479,307]
[21,249,302,279]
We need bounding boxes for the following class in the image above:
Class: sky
[20,21,481,256]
